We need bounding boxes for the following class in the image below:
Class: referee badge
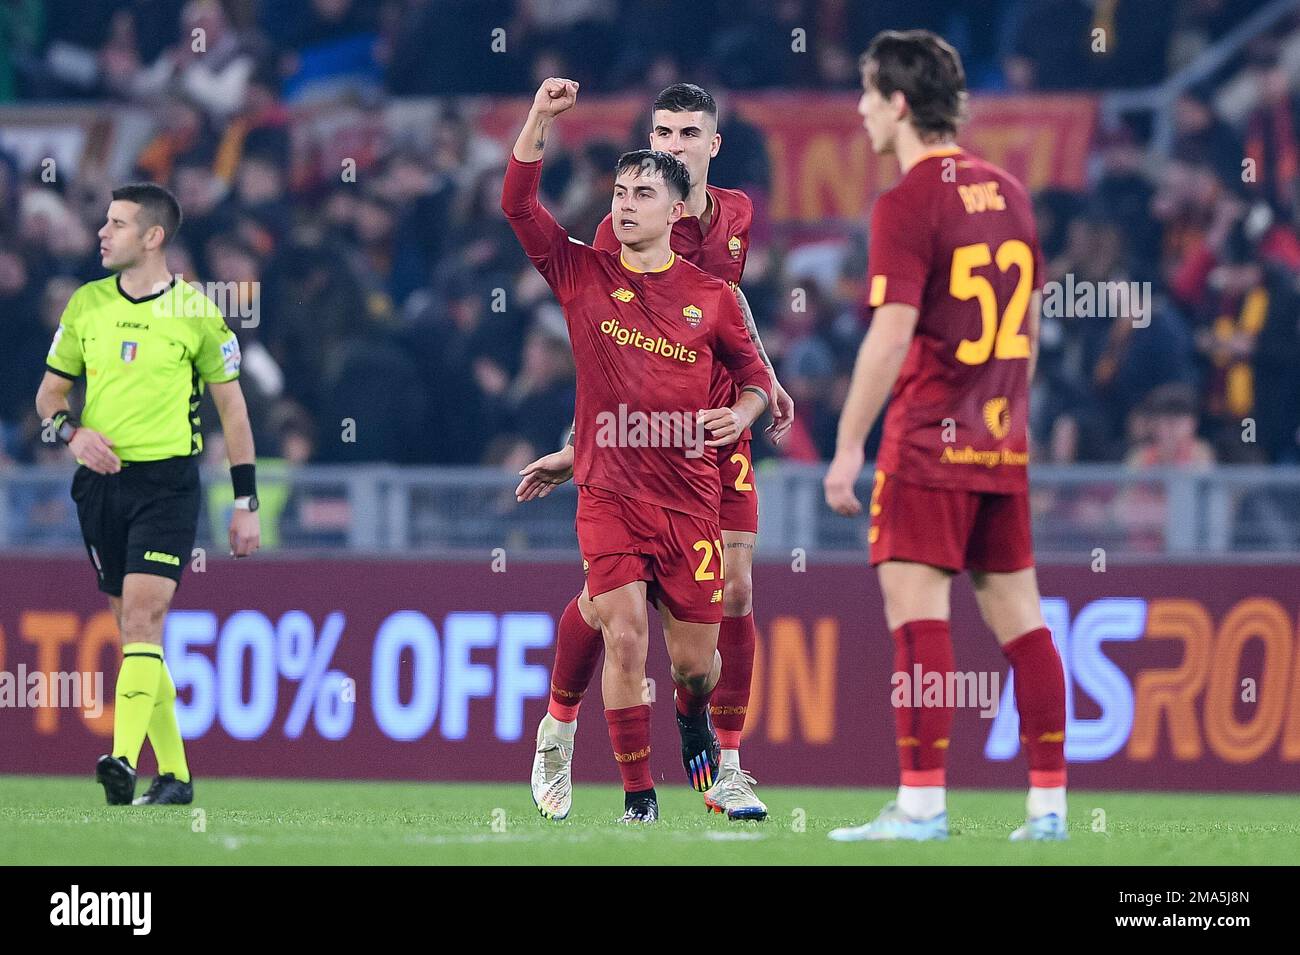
[221,336,242,375]
[121,341,138,363]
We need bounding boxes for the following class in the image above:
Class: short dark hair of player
[615,149,691,201]
[111,182,183,245]
[861,30,968,140]
[653,83,718,125]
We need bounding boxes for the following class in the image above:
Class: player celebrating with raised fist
[824,32,1067,842]
[502,78,771,823]
[518,83,792,822]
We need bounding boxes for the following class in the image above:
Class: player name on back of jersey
[956,180,1006,213]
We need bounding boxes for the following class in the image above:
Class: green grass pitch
[3,775,1297,865]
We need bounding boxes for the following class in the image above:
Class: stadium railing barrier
[6,463,1300,559]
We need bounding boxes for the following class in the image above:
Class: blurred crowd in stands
[1,0,1299,482]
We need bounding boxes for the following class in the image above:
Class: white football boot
[704,765,768,821]
[530,713,575,820]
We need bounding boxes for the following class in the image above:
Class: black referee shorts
[71,456,201,597]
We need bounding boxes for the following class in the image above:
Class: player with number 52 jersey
[867,144,1042,499]
[824,30,1067,845]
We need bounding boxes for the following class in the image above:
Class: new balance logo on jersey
[610,287,635,302]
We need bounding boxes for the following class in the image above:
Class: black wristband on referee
[230,463,257,498]
[52,410,80,443]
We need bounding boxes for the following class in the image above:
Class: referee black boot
[133,773,194,806]
[95,754,137,806]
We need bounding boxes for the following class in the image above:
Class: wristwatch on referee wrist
[233,495,259,512]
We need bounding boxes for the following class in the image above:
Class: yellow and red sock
[548,596,602,722]
[892,619,954,789]
[710,612,755,750]
[1003,626,1067,788]
[606,704,653,792]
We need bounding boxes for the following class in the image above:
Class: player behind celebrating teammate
[35,183,261,806]
[823,31,1067,841]
[517,83,793,821]
[502,78,771,823]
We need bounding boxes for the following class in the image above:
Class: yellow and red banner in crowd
[469,92,1098,223]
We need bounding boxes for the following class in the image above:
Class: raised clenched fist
[532,77,579,117]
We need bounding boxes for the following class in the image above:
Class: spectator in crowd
[1115,383,1216,552]
[0,243,46,455]
[484,320,577,457]
[1236,43,1300,219]
[1190,222,1300,461]
[131,0,257,123]
[1172,83,1246,186]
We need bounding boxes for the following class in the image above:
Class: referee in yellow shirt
[35,183,261,806]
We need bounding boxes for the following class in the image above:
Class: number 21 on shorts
[692,538,725,581]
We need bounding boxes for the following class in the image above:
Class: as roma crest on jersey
[983,396,1010,439]
[727,236,742,260]
[682,304,702,328]
[120,341,138,363]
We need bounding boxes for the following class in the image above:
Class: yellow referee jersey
[45,275,241,462]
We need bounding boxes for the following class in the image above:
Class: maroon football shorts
[867,469,1034,573]
[577,485,725,624]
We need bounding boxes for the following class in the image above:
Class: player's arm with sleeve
[501,78,584,302]
[35,288,121,474]
[732,284,794,443]
[702,289,772,448]
[727,193,794,443]
[506,79,587,503]
[824,189,926,515]
[197,308,260,557]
